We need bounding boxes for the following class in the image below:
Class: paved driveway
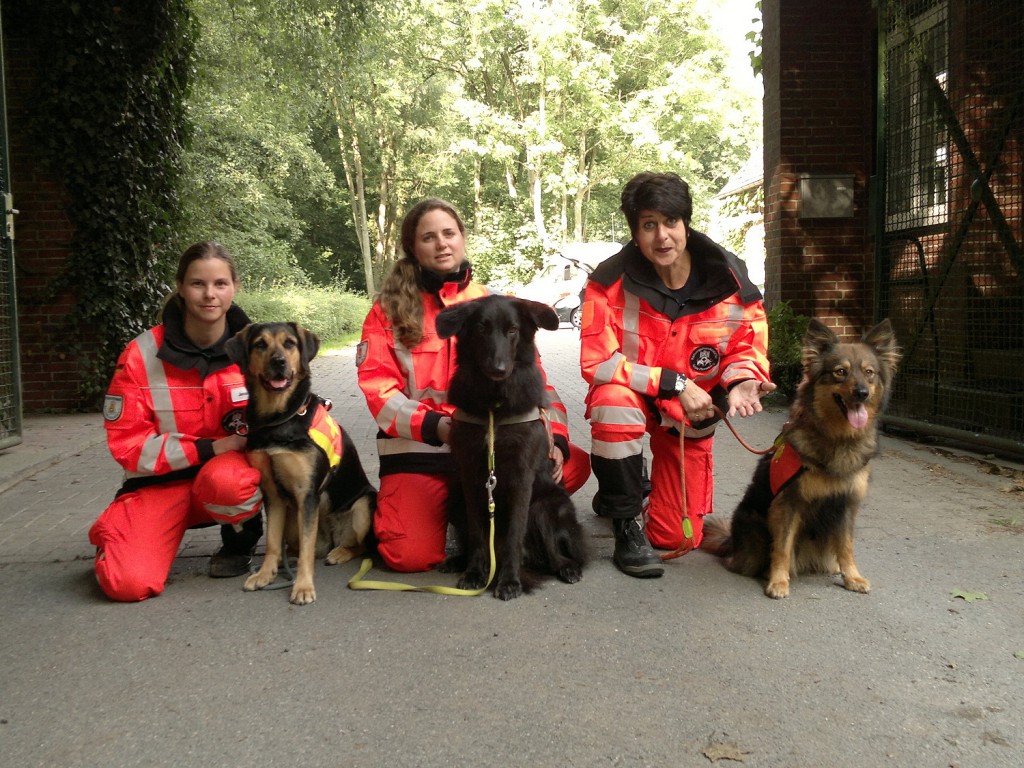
[1,326,1023,767]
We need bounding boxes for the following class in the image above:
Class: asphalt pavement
[1,327,1023,767]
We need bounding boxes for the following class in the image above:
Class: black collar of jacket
[589,231,762,320]
[158,300,252,378]
[418,260,473,295]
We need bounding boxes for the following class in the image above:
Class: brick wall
[4,21,98,411]
[762,0,878,340]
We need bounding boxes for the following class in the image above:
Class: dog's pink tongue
[848,404,869,429]
[269,378,289,390]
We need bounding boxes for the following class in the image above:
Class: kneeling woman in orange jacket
[581,172,775,578]
[90,242,264,602]
[357,198,590,572]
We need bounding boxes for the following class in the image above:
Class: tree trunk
[329,87,374,295]
[473,154,482,230]
[573,130,587,241]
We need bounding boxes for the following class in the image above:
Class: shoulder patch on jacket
[355,341,368,367]
[103,395,124,422]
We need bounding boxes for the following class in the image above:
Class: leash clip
[485,472,497,517]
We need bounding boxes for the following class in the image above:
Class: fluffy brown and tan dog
[226,322,376,605]
[701,318,901,598]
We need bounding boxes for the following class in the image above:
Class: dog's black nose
[852,383,869,402]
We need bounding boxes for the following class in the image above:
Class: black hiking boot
[612,516,664,578]
[209,516,263,578]
[208,548,253,578]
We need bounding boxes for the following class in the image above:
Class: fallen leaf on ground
[950,589,988,602]
[703,741,751,762]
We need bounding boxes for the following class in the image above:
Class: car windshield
[535,262,581,283]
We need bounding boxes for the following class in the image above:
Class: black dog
[225,322,376,605]
[435,295,587,600]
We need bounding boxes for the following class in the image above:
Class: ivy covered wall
[3,1,194,410]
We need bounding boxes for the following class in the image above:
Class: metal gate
[878,0,1024,457]
[0,14,21,451]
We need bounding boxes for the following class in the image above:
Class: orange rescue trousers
[89,451,263,602]
[375,442,591,573]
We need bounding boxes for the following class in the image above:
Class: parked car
[517,242,621,328]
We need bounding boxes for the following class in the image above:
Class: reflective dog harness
[308,402,343,469]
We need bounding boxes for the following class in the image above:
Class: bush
[766,301,810,403]
[236,287,371,346]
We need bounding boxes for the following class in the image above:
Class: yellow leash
[347,412,497,596]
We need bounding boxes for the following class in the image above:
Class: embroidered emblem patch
[222,408,247,435]
[103,395,124,422]
[690,345,719,373]
[355,341,369,366]
[230,386,248,404]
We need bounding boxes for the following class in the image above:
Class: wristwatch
[673,373,688,396]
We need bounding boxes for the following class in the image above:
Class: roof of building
[714,147,763,199]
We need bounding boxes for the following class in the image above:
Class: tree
[181,0,360,289]
[181,0,761,293]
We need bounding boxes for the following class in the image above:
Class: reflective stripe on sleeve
[590,436,644,460]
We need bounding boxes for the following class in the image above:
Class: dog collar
[453,407,541,426]
[240,394,314,435]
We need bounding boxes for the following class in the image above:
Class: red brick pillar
[762,0,877,339]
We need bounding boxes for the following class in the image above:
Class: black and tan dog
[435,295,587,600]
[226,322,376,605]
[701,318,901,598]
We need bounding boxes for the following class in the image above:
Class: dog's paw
[243,567,277,592]
[764,578,790,599]
[494,579,523,601]
[438,554,467,574]
[842,574,871,593]
[289,582,317,605]
[558,564,583,584]
[457,570,487,590]
[325,545,360,566]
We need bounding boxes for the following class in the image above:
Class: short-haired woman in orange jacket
[581,172,775,578]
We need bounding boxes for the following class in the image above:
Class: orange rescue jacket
[357,264,572,476]
[103,303,251,488]
[580,232,770,432]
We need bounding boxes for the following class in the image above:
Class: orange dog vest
[769,434,805,496]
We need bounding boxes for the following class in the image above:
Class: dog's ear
[225,324,254,366]
[862,318,901,382]
[516,298,560,332]
[436,303,473,339]
[291,323,321,366]
[801,318,838,372]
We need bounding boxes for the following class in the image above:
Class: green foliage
[717,186,764,257]
[466,207,546,291]
[766,301,810,402]
[183,0,761,292]
[748,1,764,77]
[177,0,353,290]
[236,288,371,345]
[30,2,195,402]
